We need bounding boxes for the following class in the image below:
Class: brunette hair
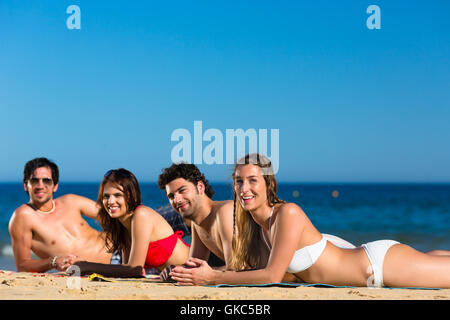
[97,168,142,253]
[157,163,215,199]
[23,157,59,185]
[230,154,285,271]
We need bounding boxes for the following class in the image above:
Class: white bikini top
[261,208,327,273]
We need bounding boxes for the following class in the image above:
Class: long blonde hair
[230,154,285,271]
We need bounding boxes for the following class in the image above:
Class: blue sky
[1,1,449,183]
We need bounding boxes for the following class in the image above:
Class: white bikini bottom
[361,240,400,288]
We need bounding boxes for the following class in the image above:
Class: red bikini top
[144,231,190,268]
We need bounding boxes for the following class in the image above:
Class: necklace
[33,200,56,214]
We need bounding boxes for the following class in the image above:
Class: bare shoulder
[133,205,155,222]
[275,202,306,221]
[215,200,234,216]
[14,203,34,215]
[11,203,35,219]
[214,200,234,228]
[57,193,91,204]
[57,194,97,210]
[132,205,167,237]
[9,204,34,230]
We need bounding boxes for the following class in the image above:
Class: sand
[0,270,449,300]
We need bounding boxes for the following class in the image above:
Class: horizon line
[1,181,449,185]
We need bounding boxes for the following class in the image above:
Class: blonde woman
[170,154,450,288]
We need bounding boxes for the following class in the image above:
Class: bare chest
[30,211,93,255]
[195,225,224,259]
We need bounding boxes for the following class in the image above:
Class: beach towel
[206,282,442,290]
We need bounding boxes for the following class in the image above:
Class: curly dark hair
[157,163,215,199]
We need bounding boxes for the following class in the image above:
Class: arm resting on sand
[69,261,145,278]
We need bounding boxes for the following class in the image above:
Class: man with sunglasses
[8,157,112,272]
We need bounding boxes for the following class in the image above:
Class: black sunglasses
[29,177,53,186]
[104,169,131,178]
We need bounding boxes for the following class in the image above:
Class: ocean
[1,182,449,271]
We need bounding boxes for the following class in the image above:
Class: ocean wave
[1,244,13,257]
[0,243,12,259]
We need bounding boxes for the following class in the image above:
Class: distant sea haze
[0,183,449,270]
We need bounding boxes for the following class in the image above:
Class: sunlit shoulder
[133,205,159,222]
[275,202,307,222]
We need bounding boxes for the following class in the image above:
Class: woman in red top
[97,168,189,273]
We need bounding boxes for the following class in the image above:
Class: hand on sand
[169,258,214,286]
[56,254,78,272]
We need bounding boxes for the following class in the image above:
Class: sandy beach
[0,270,448,300]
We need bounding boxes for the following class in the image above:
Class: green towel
[206,282,441,290]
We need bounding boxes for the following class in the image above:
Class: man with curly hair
[158,163,234,269]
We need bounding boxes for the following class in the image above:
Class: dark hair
[97,168,142,253]
[23,157,59,185]
[157,163,215,199]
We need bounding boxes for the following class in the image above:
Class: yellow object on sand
[87,273,161,283]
